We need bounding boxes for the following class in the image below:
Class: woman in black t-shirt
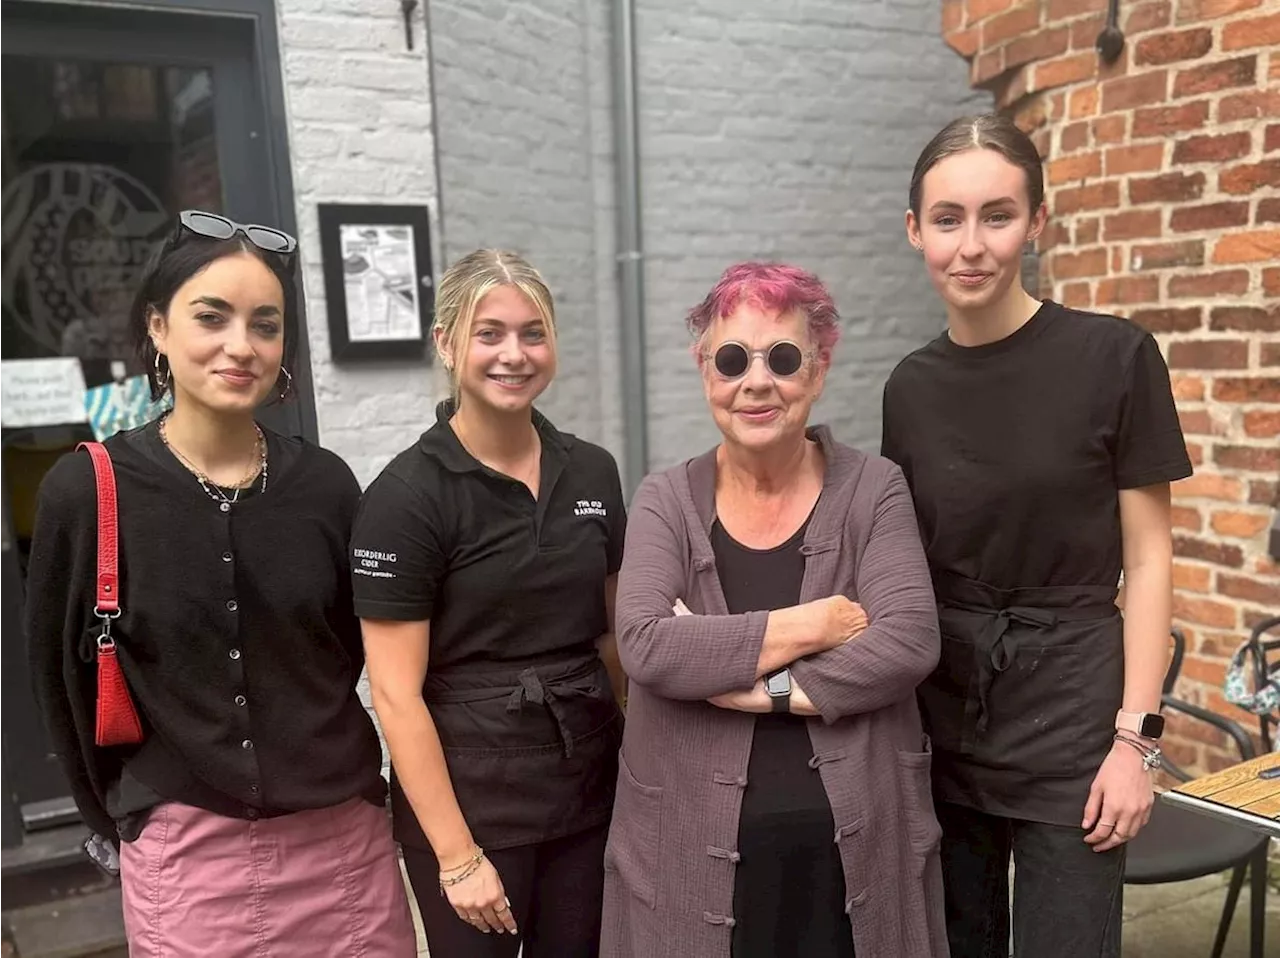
[353,249,628,958]
[882,115,1192,958]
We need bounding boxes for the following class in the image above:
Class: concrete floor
[3,863,1277,957]
[1121,873,1280,958]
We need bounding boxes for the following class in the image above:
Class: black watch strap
[765,668,792,713]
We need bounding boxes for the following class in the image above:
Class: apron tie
[504,667,590,757]
[963,606,1059,742]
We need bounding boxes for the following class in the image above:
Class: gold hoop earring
[278,366,293,400]
[154,352,170,390]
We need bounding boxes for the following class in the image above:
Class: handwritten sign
[1,358,89,428]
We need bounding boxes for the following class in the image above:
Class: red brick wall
[941,0,1279,772]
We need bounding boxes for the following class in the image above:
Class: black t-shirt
[711,514,853,958]
[881,301,1192,591]
[351,402,627,668]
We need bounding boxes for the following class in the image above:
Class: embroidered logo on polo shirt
[574,499,607,518]
[353,548,397,579]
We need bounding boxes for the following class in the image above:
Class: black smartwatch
[764,668,792,713]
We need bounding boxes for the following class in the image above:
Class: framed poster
[317,203,434,361]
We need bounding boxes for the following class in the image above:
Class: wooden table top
[1163,752,1280,837]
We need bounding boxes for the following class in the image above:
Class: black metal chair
[1123,628,1271,958]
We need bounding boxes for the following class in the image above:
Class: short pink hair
[686,261,841,354]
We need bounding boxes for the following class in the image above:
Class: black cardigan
[24,420,385,842]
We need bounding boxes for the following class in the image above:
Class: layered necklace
[159,414,268,511]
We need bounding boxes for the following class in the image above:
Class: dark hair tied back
[908,113,1046,217]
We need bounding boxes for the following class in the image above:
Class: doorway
[1,0,307,841]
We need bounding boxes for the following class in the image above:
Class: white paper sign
[1,358,89,428]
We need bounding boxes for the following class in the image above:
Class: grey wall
[429,0,987,477]
[427,0,625,459]
[637,0,986,467]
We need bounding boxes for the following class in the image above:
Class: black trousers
[937,802,1125,958]
[403,823,607,958]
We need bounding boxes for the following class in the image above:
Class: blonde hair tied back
[432,249,557,400]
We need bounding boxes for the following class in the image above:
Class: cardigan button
[219,502,231,513]
[229,649,242,661]
[241,739,254,750]
[221,552,233,563]
[234,695,247,707]
[226,599,238,612]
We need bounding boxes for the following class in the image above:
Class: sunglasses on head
[178,210,297,256]
[710,340,808,380]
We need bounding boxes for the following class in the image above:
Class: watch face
[765,669,791,696]
[1139,713,1165,739]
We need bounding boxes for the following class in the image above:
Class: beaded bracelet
[1114,732,1162,771]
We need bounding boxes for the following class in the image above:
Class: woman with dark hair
[25,211,415,957]
[883,114,1192,958]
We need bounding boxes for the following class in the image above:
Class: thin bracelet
[438,846,485,875]
[439,853,486,893]
[1114,733,1162,771]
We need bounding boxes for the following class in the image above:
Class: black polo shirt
[351,402,627,670]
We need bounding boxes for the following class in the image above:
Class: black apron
[390,648,622,852]
[920,572,1124,827]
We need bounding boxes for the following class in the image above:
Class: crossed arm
[615,468,940,722]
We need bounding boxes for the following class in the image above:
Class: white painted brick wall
[428,0,625,464]
[427,0,989,478]
[275,0,444,760]
[276,0,446,491]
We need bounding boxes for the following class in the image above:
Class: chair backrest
[1164,627,1186,696]
[1246,614,1280,752]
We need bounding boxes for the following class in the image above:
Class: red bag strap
[77,442,120,616]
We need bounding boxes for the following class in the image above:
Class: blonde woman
[353,249,628,957]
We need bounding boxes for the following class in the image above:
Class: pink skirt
[119,797,416,957]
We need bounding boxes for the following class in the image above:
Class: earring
[278,366,293,400]
[154,352,170,390]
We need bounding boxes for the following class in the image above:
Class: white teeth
[491,375,530,385]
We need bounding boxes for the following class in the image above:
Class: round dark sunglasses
[179,210,297,255]
[711,340,808,380]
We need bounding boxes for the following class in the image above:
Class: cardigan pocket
[605,750,662,909]
[895,741,942,858]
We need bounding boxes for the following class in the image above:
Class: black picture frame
[317,203,434,362]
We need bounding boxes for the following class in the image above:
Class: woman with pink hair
[602,262,947,958]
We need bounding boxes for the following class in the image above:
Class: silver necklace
[160,417,268,512]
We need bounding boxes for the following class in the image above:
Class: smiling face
[700,301,827,454]
[148,251,285,415]
[437,283,556,415]
[906,147,1046,315]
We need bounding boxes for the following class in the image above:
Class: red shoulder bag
[79,441,145,747]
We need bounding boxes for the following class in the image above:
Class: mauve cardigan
[602,426,949,958]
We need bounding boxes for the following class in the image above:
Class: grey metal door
[1,0,305,834]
